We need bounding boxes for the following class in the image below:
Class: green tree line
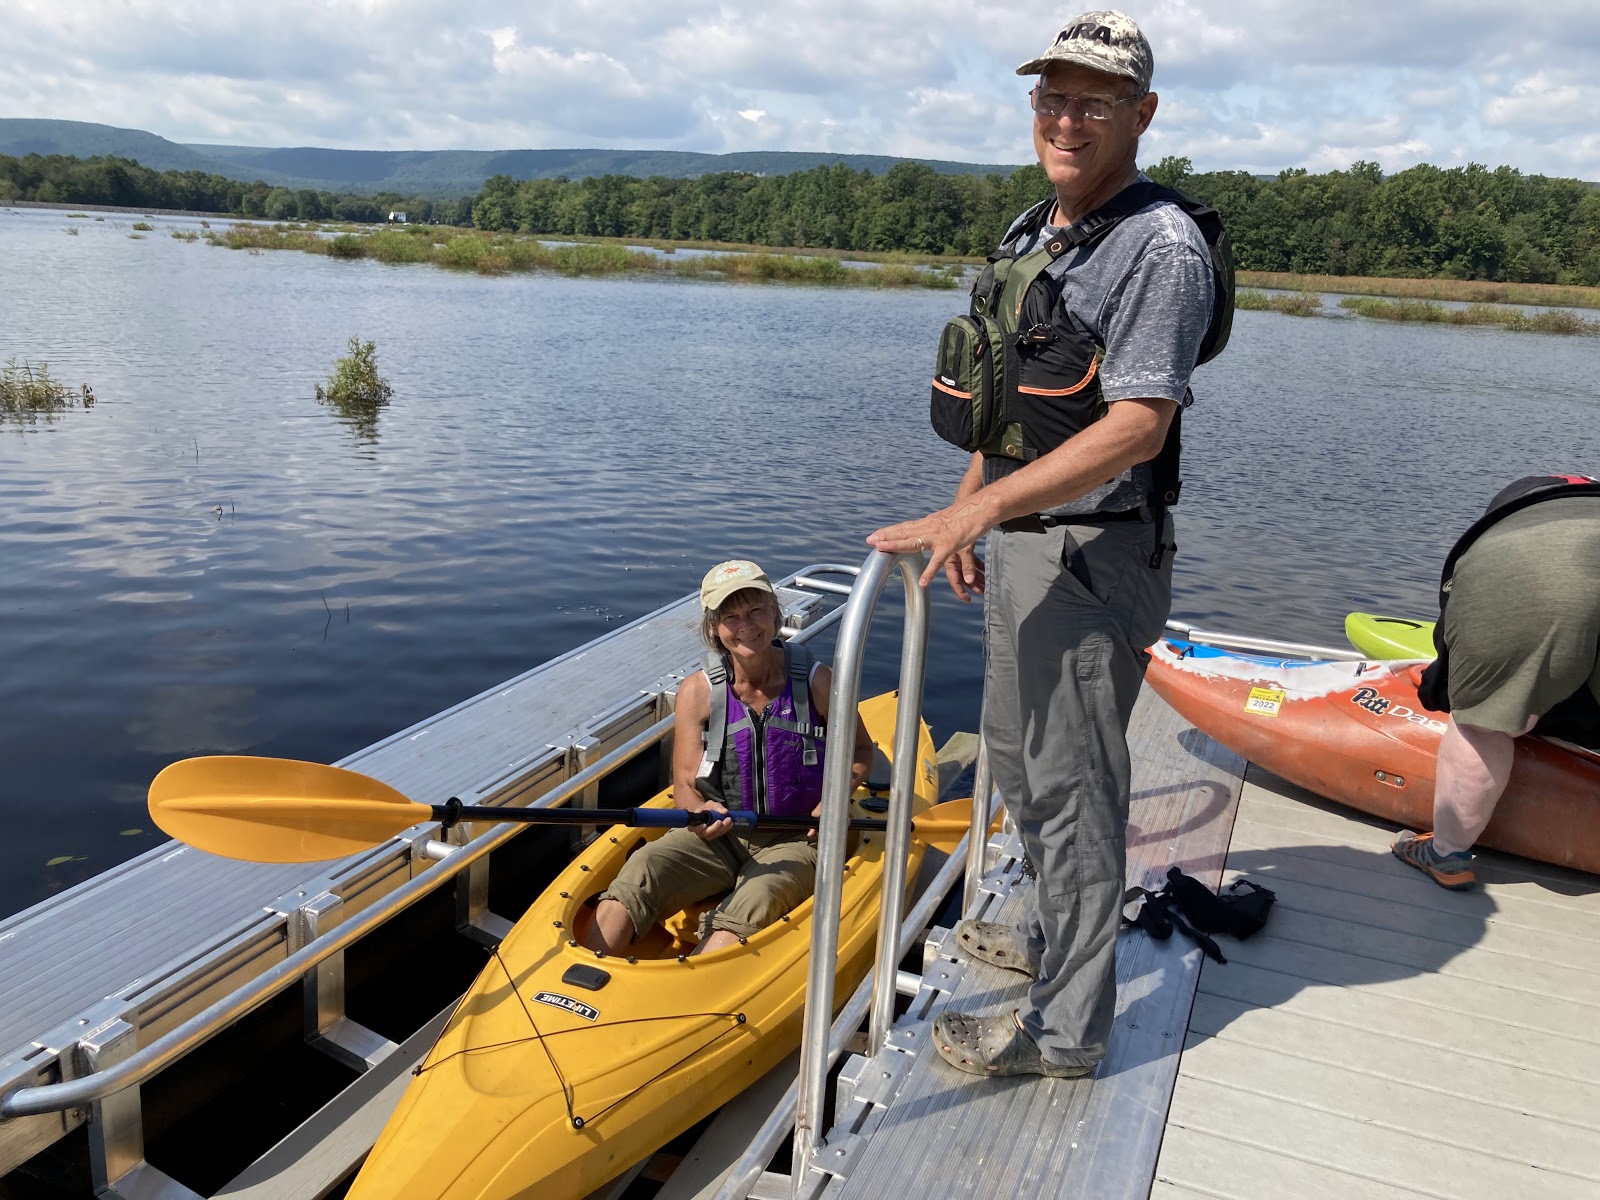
[1149,157,1600,285]
[0,153,473,225]
[471,157,1600,286]
[5,150,1597,286]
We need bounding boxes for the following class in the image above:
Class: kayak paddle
[147,756,979,863]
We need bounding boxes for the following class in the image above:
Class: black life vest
[1417,474,1600,714]
[929,180,1233,508]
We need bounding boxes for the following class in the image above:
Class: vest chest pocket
[930,313,1005,453]
[1012,318,1103,452]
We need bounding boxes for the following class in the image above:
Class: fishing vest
[1418,474,1600,714]
[929,181,1234,507]
[696,643,827,819]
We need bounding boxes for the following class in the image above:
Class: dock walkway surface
[805,690,1600,1200]
[1156,769,1600,1199]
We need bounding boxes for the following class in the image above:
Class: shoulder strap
[996,195,1058,258]
[1419,475,1600,711]
[784,643,820,767]
[1435,476,1600,610]
[1055,180,1235,364]
[701,651,730,761]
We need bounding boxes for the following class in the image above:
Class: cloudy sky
[6,0,1599,179]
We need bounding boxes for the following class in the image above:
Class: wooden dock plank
[1212,932,1600,1045]
[1166,1076,1596,1199]
[1159,770,1600,1200]
[1155,1123,1426,1200]
[1223,822,1600,941]
[1178,1032,1600,1178]
[1231,784,1600,908]
[1217,869,1600,967]
[1193,961,1600,1084]
[1186,992,1600,1131]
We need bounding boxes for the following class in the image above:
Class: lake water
[2,205,1597,920]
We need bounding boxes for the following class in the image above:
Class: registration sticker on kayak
[533,991,600,1021]
[1244,687,1285,717]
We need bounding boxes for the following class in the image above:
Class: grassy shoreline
[1239,270,1600,311]
[1337,296,1598,335]
[80,210,1600,318]
[204,222,965,289]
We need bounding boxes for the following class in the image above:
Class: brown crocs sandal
[933,1010,1093,1079]
[955,919,1036,976]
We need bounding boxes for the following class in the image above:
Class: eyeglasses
[1030,87,1144,122]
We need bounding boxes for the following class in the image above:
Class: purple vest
[697,646,827,819]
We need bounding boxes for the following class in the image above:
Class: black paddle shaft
[431,797,890,833]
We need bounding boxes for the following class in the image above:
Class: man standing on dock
[869,10,1222,1077]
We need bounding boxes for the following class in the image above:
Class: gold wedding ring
[915,536,926,552]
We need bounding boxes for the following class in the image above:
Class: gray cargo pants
[981,514,1174,1068]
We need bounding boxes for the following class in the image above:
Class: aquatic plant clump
[1,359,96,422]
[316,338,394,409]
[1338,296,1598,335]
[1235,290,1323,316]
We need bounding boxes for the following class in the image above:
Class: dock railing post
[866,558,929,1056]
[962,736,993,915]
[791,549,926,1197]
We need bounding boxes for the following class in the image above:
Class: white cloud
[1483,70,1599,131]
[1,0,1597,179]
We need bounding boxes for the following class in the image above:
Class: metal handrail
[714,824,973,1200]
[0,568,868,1121]
[792,549,929,1195]
[1162,618,1363,662]
[962,738,994,914]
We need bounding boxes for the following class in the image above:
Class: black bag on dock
[1123,868,1276,965]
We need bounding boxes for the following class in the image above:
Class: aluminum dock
[2,560,1597,1200]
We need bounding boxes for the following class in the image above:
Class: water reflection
[316,389,389,443]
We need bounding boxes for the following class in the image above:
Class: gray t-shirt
[1008,174,1215,516]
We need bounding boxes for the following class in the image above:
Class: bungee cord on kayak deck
[413,946,749,1130]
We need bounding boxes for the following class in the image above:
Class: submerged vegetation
[1234,290,1323,316]
[315,338,393,441]
[1338,297,1598,335]
[1,359,95,423]
[203,222,963,288]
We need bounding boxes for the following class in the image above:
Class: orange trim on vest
[931,377,974,400]
[1016,356,1098,397]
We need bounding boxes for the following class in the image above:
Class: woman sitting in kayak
[581,559,874,956]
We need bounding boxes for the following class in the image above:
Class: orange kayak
[1146,638,1600,874]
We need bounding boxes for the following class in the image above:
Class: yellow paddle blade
[148,756,434,863]
[909,796,1003,854]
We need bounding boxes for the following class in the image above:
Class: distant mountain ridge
[0,119,1026,198]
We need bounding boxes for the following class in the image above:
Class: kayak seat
[657,899,723,956]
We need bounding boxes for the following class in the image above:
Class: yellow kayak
[348,691,955,1200]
